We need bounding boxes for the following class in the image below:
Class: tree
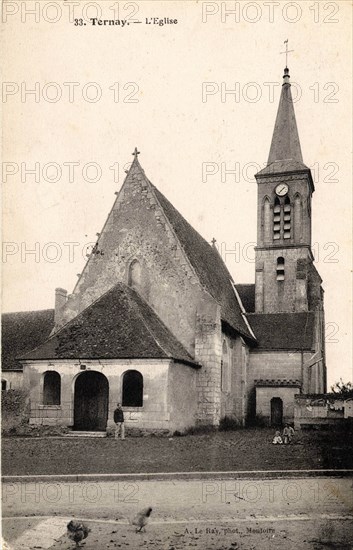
[331,378,353,396]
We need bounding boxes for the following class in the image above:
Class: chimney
[55,287,68,325]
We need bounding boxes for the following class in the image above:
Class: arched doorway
[74,371,109,431]
[270,397,283,427]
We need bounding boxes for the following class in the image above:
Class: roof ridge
[231,282,257,340]
[19,284,126,358]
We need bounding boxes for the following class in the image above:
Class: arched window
[43,371,61,405]
[273,198,281,240]
[276,257,285,281]
[221,340,231,392]
[273,195,291,241]
[263,197,271,242]
[128,259,141,288]
[294,193,302,242]
[1,379,8,391]
[283,196,291,239]
[122,370,143,407]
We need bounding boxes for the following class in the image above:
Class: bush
[219,416,242,431]
[184,424,217,436]
[1,389,30,435]
[247,413,268,428]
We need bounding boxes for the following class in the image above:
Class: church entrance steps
[65,431,107,438]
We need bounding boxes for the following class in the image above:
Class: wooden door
[270,397,283,427]
[74,371,109,431]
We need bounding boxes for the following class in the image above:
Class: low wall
[294,394,353,429]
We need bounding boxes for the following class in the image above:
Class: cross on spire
[132,147,140,159]
[211,237,217,246]
[280,39,294,69]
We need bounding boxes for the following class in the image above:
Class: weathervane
[280,39,294,68]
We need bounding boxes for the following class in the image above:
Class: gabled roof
[235,284,255,313]
[66,156,255,344]
[20,283,199,367]
[149,180,255,343]
[246,311,315,351]
[1,310,55,371]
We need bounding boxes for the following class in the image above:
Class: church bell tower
[254,65,318,314]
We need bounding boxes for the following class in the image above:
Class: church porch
[22,358,198,434]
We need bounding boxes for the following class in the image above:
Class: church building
[2,65,326,432]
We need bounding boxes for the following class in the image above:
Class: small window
[122,370,143,407]
[1,380,8,391]
[276,257,285,281]
[128,259,141,287]
[43,371,61,405]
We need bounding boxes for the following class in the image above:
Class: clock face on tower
[275,183,289,196]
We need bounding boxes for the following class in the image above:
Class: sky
[2,0,352,386]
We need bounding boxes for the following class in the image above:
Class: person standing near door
[114,403,125,440]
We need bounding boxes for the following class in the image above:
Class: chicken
[67,520,91,547]
[131,507,153,532]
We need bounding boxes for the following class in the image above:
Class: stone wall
[168,362,199,432]
[194,303,222,426]
[220,333,248,425]
[294,394,353,428]
[1,370,24,390]
[255,247,314,313]
[248,350,302,387]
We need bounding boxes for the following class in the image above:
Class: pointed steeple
[267,67,303,165]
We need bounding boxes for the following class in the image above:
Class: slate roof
[246,312,315,351]
[20,283,199,367]
[256,159,310,177]
[150,181,255,343]
[267,74,303,165]
[235,284,255,313]
[1,309,55,371]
